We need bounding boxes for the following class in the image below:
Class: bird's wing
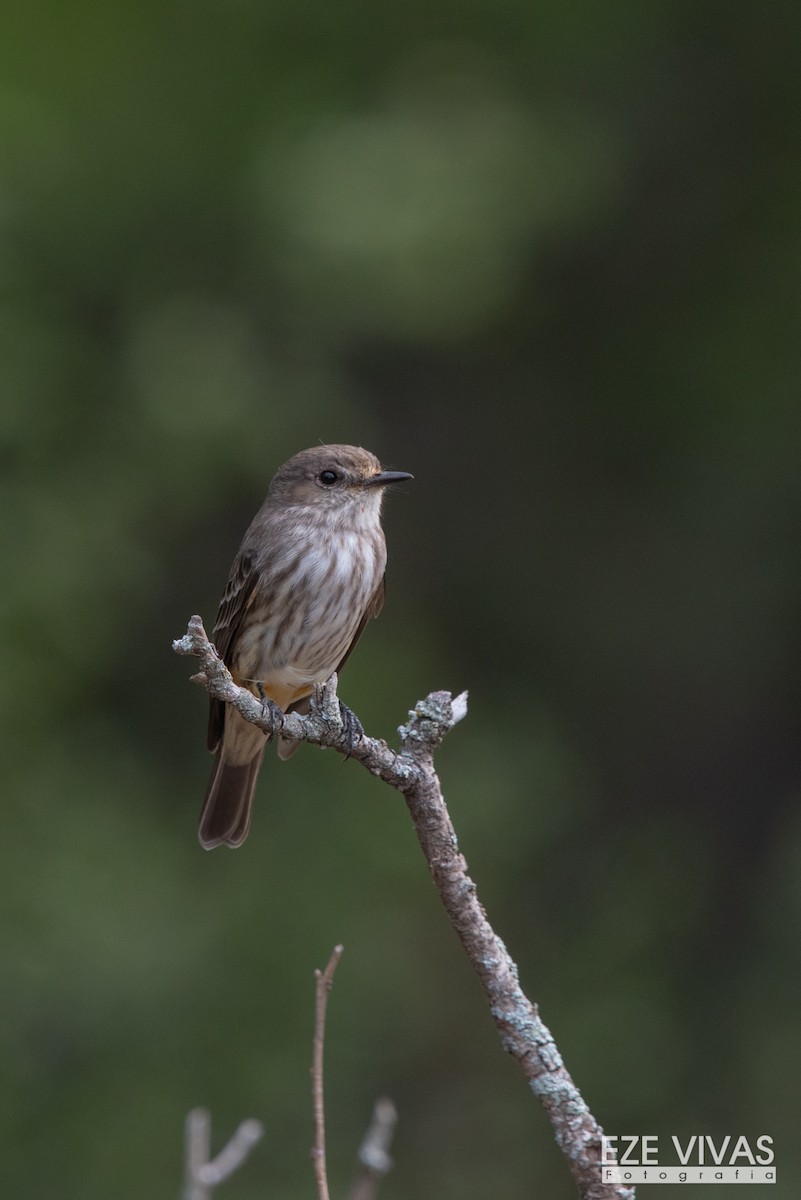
[207,548,260,752]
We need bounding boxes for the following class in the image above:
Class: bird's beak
[366,470,414,487]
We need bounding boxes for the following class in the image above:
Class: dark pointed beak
[366,470,414,487]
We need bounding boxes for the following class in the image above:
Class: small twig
[199,1120,264,1186]
[184,1109,212,1200]
[349,1097,398,1200]
[312,945,345,1200]
[183,1108,263,1200]
[175,617,633,1200]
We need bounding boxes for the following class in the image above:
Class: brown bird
[199,444,412,849]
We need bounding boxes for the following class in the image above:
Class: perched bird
[199,444,412,849]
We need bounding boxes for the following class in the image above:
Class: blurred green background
[2,1,800,1196]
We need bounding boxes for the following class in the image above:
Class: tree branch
[310,947,398,1200]
[183,1107,263,1200]
[174,616,633,1200]
[311,945,344,1200]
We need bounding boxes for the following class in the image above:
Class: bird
[198,444,412,849]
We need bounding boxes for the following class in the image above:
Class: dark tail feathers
[198,747,265,849]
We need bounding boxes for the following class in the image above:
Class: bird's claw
[338,700,364,760]
[256,682,284,738]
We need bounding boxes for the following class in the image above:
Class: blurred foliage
[2,0,800,1197]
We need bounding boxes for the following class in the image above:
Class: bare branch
[311,945,345,1200]
[175,617,634,1200]
[184,1108,212,1200]
[173,617,419,788]
[183,1108,263,1200]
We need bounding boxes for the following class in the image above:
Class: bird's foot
[256,683,284,738]
[312,675,340,724]
[338,700,364,760]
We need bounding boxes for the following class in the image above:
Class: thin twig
[349,1097,398,1200]
[184,1109,212,1200]
[199,1119,264,1185]
[183,1107,263,1200]
[174,617,634,1200]
[312,944,345,1200]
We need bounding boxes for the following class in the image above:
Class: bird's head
[269,445,412,522]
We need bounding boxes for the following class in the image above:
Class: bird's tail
[199,714,266,849]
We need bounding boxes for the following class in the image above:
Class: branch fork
[183,1108,264,1200]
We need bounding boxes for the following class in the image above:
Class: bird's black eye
[319,469,339,486]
